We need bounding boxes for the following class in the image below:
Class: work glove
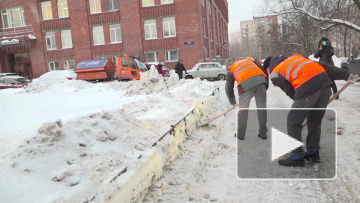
[347,74,356,84]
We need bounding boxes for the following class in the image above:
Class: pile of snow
[19,78,101,94]
[0,109,158,203]
[39,70,77,80]
[105,66,215,97]
[308,54,342,68]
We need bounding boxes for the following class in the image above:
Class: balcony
[89,11,121,26]
[0,25,33,37]
[41,18,71,31]
[140,4,175,19]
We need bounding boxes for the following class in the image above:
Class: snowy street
[1,67,360,203]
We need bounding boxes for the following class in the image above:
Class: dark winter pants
[177,72,183,80]
[330,78,338,96]
[288,87,332,156]
[237,84,268,139]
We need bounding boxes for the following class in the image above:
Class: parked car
[0,73,18,78]
[340,50,360,75]
[40,70,77,80]
[184,62,226,80]
[0,76,31,89]
[147,62,170,77]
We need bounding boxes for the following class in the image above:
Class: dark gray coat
[314,38,334,65]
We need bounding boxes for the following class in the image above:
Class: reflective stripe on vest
[228,58,267,85]
[272,55,325,89]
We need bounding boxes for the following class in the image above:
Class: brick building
[0,0,229,78]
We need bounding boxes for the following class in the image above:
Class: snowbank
[308,54,342,68]
[19,78,102,94]
[40,70,77,80]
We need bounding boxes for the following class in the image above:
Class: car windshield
[14,78,31,84]
[134,59,147,72]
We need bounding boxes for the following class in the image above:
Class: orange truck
[75,55,148,81]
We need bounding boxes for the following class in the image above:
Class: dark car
[340,50,360,75]
[0,76,31,90]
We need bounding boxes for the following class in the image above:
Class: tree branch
[319,23,339,31]
[275,6,360,32]
[280,41,307,48]
[354,0,360,11]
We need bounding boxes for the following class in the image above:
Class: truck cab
[116,55,148,81]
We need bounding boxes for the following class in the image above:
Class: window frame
[165,50,178,62]
[142,0,155,7]
[161,0,174,5]
[146,52,159,63]
[92,26,105,45]
[64,60,75,70]
[203,18,207,38]
[163,17,176,38]
[41,1,53,20]
[106,0,119,11]
[45,32,57,50]
[58,0,69,18]
[48,62,59,71]
[61,30,73,49]
[1,7,26,28]
[144,20,157,40]
[109,24,122,43]
[89,0,102,14]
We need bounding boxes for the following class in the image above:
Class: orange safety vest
[228,58,267,85]
[272,55,325,89]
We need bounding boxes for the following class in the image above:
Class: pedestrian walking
[145,63,150,71]
[175,60,188,79]
[225,58,269,140]
[314,38,339,99]
[263,54,355,167]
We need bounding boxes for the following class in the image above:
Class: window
[49,62,59,71]
[128,59,136,69]
[144,20,157,40]
[203,18,207,38]
[106,0,118,11]
[64,60,75,70]
[146,52,159,62]
[109,24,122,43]
[41,1,53,20]
[45,32,56,50]
[61,30,73,48]
[161,0,173,4]
[58,0,69,18]
[163,17,176,38]
[203,47,208,59]
[142,0,154,7]
[212,50,215,59]
[92,26,105,45]
[165,50,178,61]
[90,0,101,13]
[1,7,26,28]
[121,58,129,67]
[354,51,360,59]
[210,25,213,41]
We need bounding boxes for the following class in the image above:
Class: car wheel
[185,75,193,79]
[218,74,226,80]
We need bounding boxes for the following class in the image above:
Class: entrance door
[8,53,32,79]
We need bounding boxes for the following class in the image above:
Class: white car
[183,62,227,80]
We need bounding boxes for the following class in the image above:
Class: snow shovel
[196,104,239,128]
[302,74,358,128]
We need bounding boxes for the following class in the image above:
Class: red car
[0,76,31,89]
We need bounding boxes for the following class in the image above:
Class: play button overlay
[271,128,303,161]
[236,108,336,180]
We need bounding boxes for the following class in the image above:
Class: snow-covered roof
[2,75,25,79]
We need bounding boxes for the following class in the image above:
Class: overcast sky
[228,0,263,34]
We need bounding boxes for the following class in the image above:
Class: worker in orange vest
[225,58,269,140]
[263,55,355,167]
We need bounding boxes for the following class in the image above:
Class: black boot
[304,151,321,163]
[258,134,267,140]
[234,133,244,140]
[278,157,305,167]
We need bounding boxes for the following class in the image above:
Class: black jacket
[175,62,187,74]
[314,38,334,65]
[269,55,350,100]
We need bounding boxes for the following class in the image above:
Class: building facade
[0,0,229,78]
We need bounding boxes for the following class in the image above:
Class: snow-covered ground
[0,69,217,203]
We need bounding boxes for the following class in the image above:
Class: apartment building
[240,15,278,46]
[0,0,229,78]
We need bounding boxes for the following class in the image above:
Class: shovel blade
[196,119,212,128]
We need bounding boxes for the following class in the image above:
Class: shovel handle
[212,104,239,121]
[302,74,358,127]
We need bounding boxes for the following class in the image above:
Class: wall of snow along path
[85,97,219,203]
